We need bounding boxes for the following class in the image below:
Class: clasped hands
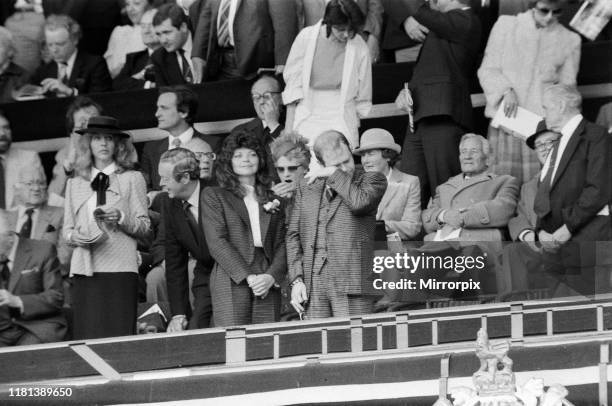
[247,274,275,298]
[538,225,572,253]
[40,78,74,97]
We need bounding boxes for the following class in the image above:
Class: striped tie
[217,0,231,48]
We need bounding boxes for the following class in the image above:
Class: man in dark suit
[0,210,66,346]
[534,84,611,296]
[390,0,481,208]
[113,9,160,91]
[151,4,195,87]
[157,148,214,331]
[191,0,298,82]
[141,85,221,198]
[288,131,387,319]
[31,14,112,96]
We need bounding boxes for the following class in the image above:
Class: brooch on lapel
[20,267,40,275]
[263,199,281,214]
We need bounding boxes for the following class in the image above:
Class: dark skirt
[72,273,138,340]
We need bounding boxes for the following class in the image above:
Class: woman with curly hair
[202,129,286,327]
[63,116,150,339]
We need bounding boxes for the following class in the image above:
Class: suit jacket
[0,238,66,343]
[193,0,298,79]
[536,119,611,241]
[202,185,286,285]
[140,130,220,191]
[296,0,383,39]
[31,50,112,94]
[377,168,421,240]
[9,205,70,266]
[113,49,151,91]
[388,1,481,129]
[63,170,151,277]
[422,172,519,242]
[189,0,205,33]
[3,148,43,209]
[508,175,538,241]
[151,47,190,87]
[287,167,387,295]
[162,181,215,317]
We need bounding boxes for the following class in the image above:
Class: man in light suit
[191,0,298,82]
[0,210,66,346]
[534,85,611,296]
[390,0,481,208]
[0,111,42,210]
[288,130,387,319]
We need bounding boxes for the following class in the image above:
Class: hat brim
[525,128,549,150]
[75,127,130,138]
[353,143,401,155]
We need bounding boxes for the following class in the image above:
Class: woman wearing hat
[354,128,421,240]
[64,116,150,339]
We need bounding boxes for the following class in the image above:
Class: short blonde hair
[270,131,311,169]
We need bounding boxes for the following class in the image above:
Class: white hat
[353,128,401,155]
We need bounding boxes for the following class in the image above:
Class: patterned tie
[58,62,69,84]
[217,0,232,48]
[178,49,193,83]
[534,142,560,218]
[19,208,34,239]
[0,156,5,209]
[171,137,182,148]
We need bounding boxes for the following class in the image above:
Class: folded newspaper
[491,101,543,140]
[570,0,612,41]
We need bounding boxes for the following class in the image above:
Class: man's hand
[403,17,429,42]
[260,97,281,129]
[41,78,74,97]
[304,166,337,185]
[191,57,206,84]
[131,68,146,81]
[248,274,275,297]
[521,230,541,252]
[538,230,559,252]
[0,289,21,308]
[366,35,380,63]
[271,182,296,198]
[552,224,572,245]
[443,209,464,228]
[167,315,188,332]
[290,280,308,314]
[503,89,518,118]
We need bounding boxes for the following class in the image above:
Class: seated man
[0,209,66,346]
[404,133,519,303]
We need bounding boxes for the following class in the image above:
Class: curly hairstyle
[270,131,311,169]
[323,0,365,38]
[74,133,137,179]
[215,129,274,202]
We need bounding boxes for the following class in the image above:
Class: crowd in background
[0,0,610,346]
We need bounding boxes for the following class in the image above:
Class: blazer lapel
[166,51,183,83]
[8,238,29,292]
[224,189,251,228]
[33,207,52,239]
[551,120,584,189]
[68,52,83,87]
[449,173,490,202]
[259,204,271,247]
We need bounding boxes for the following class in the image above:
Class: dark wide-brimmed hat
[525,120,549,150]
[75,116,130,138]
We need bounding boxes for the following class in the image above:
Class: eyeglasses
[535,6,563,16]
[275,165,300,173]
[20,181,47,189]
[195,152,216,161]
[534,140,557,152]
[251,92,280,103]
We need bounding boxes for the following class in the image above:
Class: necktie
[217,0,231,48]
[0,255,9,289]
[177,49,193,83]
[182,201,200,242]
[324,185,337,202]
[0,157,5,209]
[58,62,69,84]
[19,208,34,239]
[171,137,182,148]
[91,172,110,206]
[534,142,560,218]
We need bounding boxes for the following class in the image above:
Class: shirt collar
[187,181,200,209]
[560,114,583,140]
[182,33,193,56]
[91,162,117,180]
[60,49,78,72]
[169,127,194,147]
[18,205,38,218]
[386,168,393,183]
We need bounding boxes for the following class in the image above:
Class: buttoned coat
[63,170,151,277]
[4,238,66,343]
[422,172,519,242]
[287,167,387,296]
[508,175,538,241]
[377,168,421,240]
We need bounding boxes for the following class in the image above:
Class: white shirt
[58,50,78,81]
[168,127,195,150]
[176,33,194,75]
[216,0,239,46]
[243,184,263,248]
[87,162,117,218]
[15,206,40,236]
[186,181,200,222]
[544,114,583,183]
[385,167,393,183]
[261,120,280,135]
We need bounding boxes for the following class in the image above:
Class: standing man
[32,14,112,96]
[288,130,387,319]
[141,85,221,196]
[151,4,195,87]
[191,0,298,82]
[534,84,611,296]
[390,0,481,208]
[157,148,214,331]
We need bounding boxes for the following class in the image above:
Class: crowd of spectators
[0,0,610,345]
